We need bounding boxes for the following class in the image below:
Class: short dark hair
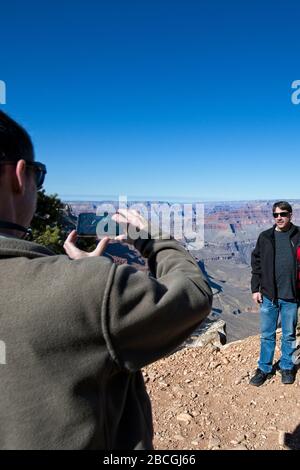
[0,110,34,162]
[272,201,293,213]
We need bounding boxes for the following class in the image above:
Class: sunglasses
[273,211,290,218]
[0,160,47,190]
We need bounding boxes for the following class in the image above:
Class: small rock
[209,362,221,370]
[174,434,184,441]
[158,381,168,388]
[278,430,286,446]
[176,412,193,424]
[208,436,221,449]
[148,372,157,381]
[236,434,246,444]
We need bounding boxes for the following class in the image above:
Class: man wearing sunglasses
[0,110,212,449]
[250,201,300,386]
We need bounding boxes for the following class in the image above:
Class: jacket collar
[0,237,55,259]
[264,223,298,239]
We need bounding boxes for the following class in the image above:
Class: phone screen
[76,212,121,237]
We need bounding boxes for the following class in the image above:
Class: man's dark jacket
[0,234,212,449]
[251,223,300,301]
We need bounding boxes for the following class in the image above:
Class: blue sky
[1,0,300,201]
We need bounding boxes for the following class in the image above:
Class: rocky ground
[144,331,300,450]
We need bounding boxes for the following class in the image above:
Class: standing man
[250,201,300,386]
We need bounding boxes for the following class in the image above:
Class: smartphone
[76,212,121,238]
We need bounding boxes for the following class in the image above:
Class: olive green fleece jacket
[0,234,212,449]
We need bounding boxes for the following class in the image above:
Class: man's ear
[13,159,27,194]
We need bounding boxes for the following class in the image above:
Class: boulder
[184,318,226,348]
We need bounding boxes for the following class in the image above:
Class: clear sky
[1,0,300,201]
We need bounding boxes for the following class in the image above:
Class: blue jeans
[258,297,298,373]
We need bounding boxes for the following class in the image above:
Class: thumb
[65,229,77,245]
[90,236,110,257]
[64,230,88,260]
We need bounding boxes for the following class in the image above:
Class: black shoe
[249,368,272,387]
[281,369,296,385]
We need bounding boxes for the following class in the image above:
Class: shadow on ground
[284,424,300,450]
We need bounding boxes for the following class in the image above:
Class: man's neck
[275,223,292,232]
[0,219,27,238]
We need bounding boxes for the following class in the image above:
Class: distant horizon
[60,195,300,205]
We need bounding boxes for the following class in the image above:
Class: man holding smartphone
[250,201,300,386]
[0,110,212,449]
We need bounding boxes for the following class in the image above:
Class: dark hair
[0,110,34,162]
[272,201,293,213]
